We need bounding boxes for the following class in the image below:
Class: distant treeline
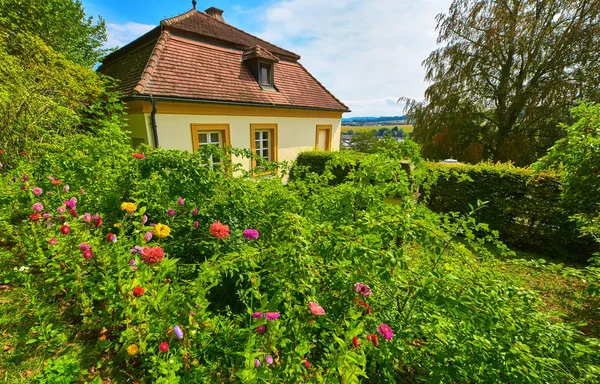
[342,115,407,124]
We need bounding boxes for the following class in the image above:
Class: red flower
[366,334,372,341]
[0,149,3,154]
[303,359,310,369]
[51,179,63,185]
[106,233,115,242]
[142,247,165,264]
[29,213,41,221]
[82,249,93,259]
[354,298,371,314]
[159,342,169,352]
[132,153,146,159]
[209,221,230,239]
[69,209,78,218]
[60,224,70,235]
[20,151,29,155]
[352,336,359,348]
[133,286,145,297]
[371,334,379,347]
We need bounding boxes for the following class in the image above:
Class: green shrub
[291,150,363,184]
[424,162,596,260]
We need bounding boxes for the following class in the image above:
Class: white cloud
[251,0,451,116]
[106,22,155,49]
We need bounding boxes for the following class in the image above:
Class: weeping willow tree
[403,0,600,165]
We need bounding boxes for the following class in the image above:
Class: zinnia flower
[354,282,372,298]
[352,336,359,348]
[132,153,145,159]
[82,249,93,259]
[153,223,171,238]
[243,229,259,240]
[91,215,102,229]
[167,209,175,217]
[31,187,43,196]
[193,221,199,229]
[127,344,139,355]
[48,238,57,245]
[254,359,260,367]
[106,233,116,243]
[266,355,273,365]
[143,231,153,242]
[32,203,43,212]
[142,247,165,264]
[159,342,169,352]
[192,207,198,216]
[377,323,394,341]
[303,359,310,369]
[121,202,137,212]
[57,206,66,214]
[60,224,70,235]
[29,213,41,221]
[142,215,148,225]
[83,213,91,222]
[43,213,52,220]
[63,185,69,192]
[209,221,230,239]
[371,334,379,347]
[256,325,266,334]
[252,312,263,319]
[79,243,90,251]
[64,197,77,209]
[133,286,145,297]
[354,298,371,314]
[51,179,62,185]
[174,325,184,339]
[309,302,326,316]
[178,198,184,206]
[264,312,281,321]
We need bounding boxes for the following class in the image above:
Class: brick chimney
[205,7,225,23]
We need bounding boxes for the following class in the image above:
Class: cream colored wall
[153,113,342,169]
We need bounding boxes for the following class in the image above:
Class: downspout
[149,94,159,148]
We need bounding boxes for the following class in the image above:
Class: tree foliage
[0,0,108,67]
[404,0,600,165]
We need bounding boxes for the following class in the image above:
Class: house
[98,3,349,170]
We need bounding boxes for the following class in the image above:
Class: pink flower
[309,302,326,316]
[252,312,263,319]
[43,213,53,220]
[142,215,148,225]
[377,323,394,341]
[57,206,66,214]
[265,355,273,365]
[303,359,310,369]
[192,207,199,216]
[79,243,90,251]
[178,198,184,206]
[354,282,372,298]
[48,238,58,245]
[243,229,259,240]
[81,188,85,195]
[31,187,43,196]
[264,312,281,321]
[254,359,260,368]
[167,209,175,217]
[63,185,69,192]
[256,325,266,334]
[64,197,77,210]
[82,249,93,259]
[193,221,199,229]
[210,221,230,239]
[143,231,153,242]
[83,213,91,223]
[32,203,43,212]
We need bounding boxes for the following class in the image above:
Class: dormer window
[243,45,279,90]
[259,63,273,88]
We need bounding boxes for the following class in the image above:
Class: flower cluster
[209,221,230,239]
[153,223,171,238]
[121,202,137,212]
[142,247,165,264]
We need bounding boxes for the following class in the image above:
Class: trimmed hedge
[290,150,363,184]
[424,162,596,260]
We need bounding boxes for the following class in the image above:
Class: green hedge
[290,151,363,184]
[424,162,596,260]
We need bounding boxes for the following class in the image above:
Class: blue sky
[82,0,452,117]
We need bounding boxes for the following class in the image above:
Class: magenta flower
[82,213,91,222]
[144,232,153,242]
[57,206,66,214]
[63,185,69,192]
[81,188,85,195]
[64,197,77,210]
[194,221,199,229]
[354,282,372,298]
[32,203,44,212]
[266,355,273,365]
[48,238,57,245]
[192,207,199,216]
[129,259,138,270]
[254,359,260,368]
[377,323,394,341]
[264,312,281,321]
[167,209,175,217]
[43,213,53,220]
[256,325,266,334]
[142,215,148,225]
[243,229,259,240]
[309,302,326,316]
[178,198,184,206]
[252,312,263,319]
[31,187,43,196]
[79,243,90,251]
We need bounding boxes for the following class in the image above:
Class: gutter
[125,94,350,113]
[149,95,160,147]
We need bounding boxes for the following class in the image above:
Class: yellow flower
[153,223,171,238]
[127,344,139,355]
[121,202,137,212]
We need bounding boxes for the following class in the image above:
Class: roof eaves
[133,30,172,95]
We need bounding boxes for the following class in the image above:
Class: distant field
[342,125,414,134]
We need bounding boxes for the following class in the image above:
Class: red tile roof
[242,45,279,63]
[98,9,349,112]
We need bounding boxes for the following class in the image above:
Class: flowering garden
[0,125,599,383]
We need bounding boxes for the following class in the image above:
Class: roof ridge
[133,30,172,95]
[161,9,197,26]
[294,62,350,112]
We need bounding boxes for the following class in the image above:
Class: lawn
[342,125,414,134]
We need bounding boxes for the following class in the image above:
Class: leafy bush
[424,162,596,261]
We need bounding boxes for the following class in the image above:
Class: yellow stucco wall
[149,113,342,169]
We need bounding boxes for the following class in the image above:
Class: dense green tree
[378,127,391,136]
[348,131,381,153]
[0,0,108,67]
[403,0,600,165]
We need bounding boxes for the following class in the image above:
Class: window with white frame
[191,124,230,166]
[254,130,271,161]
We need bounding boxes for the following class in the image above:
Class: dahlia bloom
[153,223,171,238]
[264,312,281,321]
[174,325,184,339]
[31,187,43,196]
[167,209,175,217]
[121,202,137,212]
[266,355,273,365]
[256,325,266,334]
[209,221,230,239]
[32,203,43,212]
[142,247,165,264]
[143,231,153,242]
[252,312,263,319]
[159,342,169,352]
[133,286,145,297]
[354,282,372,298]
[132,153,145,159]
[243,229,259,240]
[377,323,394,341]
[309,302,326,316]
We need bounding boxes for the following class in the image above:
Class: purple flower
[79,243,90,251]
[193,221,199,229]
[144,232,153,242]
[264,312,281,321]
[43,213,52,220]
[142,215,148,225]
[174,325,184,339]
[135,245,144,254]
[192,207,199,216]
[266,355,273,365]
[83,213,91,222]
[64,197,77,210]
[32,203,44,212]
[252,312,263,319]
[254,359,260,368]
[256,325,266,334]
[354,282,372,298]
[178,198,184,206]
[129,259,137,266]
[31,187,43,196]
[167,209,175,217]
[377,323,394,341]
[243,229,259,240]
[63,185,69,192]
[130,248,138,254]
